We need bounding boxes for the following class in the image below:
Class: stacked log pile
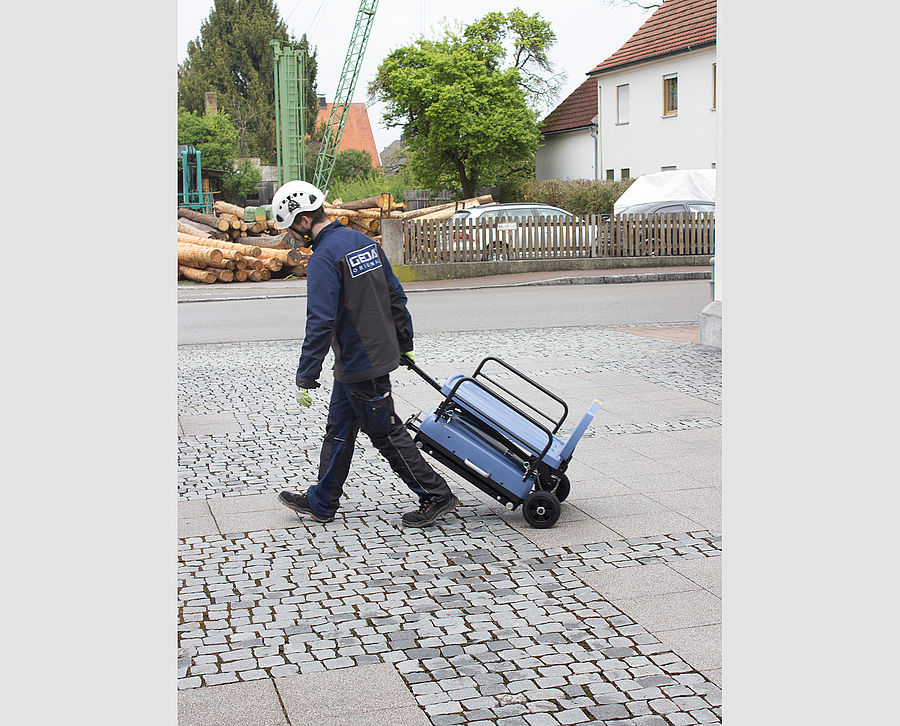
[323,193,494,241]
[177,201,310,284]
[324,193,404,243]
[177,193,494,284]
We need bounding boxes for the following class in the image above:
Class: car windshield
[450,211,471,220]
[688,203,715,213]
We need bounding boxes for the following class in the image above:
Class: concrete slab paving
[565,473,634,499]
[179,412,243,436]
[667,554,722,596]
[510,518,624,549]
[614,589,721,632]
[593,456,674,479]
[308,706,432,726]
[648,486,721,508]
[602,510,703,539]
[207,492,285,516]
[179,500,213,518]
[214,508,304,534]
[572,493,670,518]
[178,515,221,538]
[578,562,703,600]
[656,624,722,671]
[682,506,722,532]
[609,470,707,493]
[275,664,421,725]
[178,679,288,726]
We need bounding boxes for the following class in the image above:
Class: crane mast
[313,0,380,192]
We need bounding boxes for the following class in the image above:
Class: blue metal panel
[418,410,536,500]
[440,375,566,467]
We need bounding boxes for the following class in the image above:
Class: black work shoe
[278,491,335,523]
[401,494,459,528]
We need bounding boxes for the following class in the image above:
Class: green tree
[221,158,263,202]
[178,0,319,164]
[369,9,560,198]
[177,108,239,171]
[178,108,261,204]
[332,149,374,183]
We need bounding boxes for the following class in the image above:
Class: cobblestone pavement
[178,324,722,725]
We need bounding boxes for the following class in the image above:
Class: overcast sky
[177,0,653,155]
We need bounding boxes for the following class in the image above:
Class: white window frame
[663,74,678,117]
[616,83,629,125]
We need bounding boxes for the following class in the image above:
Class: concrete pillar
[699,256,721,348]
[381,219,403,266]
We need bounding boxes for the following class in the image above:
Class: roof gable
[590,0,716,75]
[317,103,381,167]
[539,78,597,135]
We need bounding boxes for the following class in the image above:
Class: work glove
[402,351,416,365]
[295,387,312,408]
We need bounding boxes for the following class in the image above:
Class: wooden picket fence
[402,213,715,264]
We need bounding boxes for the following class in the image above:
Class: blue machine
[401,356,600,528]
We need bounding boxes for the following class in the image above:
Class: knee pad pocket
[350,389,394,438]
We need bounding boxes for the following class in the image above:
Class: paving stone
[178,333,721,724]
[178,680,286,725]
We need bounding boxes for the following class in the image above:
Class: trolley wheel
[522,490,561,529]
[555,475,571,502]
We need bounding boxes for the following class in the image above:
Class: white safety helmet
[272,180,328,229]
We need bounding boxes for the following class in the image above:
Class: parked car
[448,203,585,260]
[610,199,715,255]
[616,199,715,216]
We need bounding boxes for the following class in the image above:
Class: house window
[712,63,717,109]
[663,75,678,116]
[621,168,630,180]
[606,169,614,181]
[616,84,629,124]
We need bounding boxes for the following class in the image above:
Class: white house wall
[536,128,596,181]
[599,47,717,179]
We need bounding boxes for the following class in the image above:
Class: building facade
[537,0,717,182]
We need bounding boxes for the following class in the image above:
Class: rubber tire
[522,490,561,529]
[555,475,571,502]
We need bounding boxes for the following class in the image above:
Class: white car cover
[613,169,716,214]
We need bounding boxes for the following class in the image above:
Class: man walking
[272,180,458,527]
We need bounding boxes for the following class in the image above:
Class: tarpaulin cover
[614,169,716,213]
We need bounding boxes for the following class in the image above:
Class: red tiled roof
[589,0,716,75]
[539,78,597,135]
[317,103,381,167]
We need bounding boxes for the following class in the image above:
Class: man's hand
[296,387,312,407]
[402,351,416,365]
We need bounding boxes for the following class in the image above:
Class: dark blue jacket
[296,221,413,388]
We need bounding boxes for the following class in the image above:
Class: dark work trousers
[305,374,452,517]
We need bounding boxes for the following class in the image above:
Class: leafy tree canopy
[177,108,239,171]
[369,9,560,197]
[332,149,374,183]
[178,0,319,164]
[178,108,261,204]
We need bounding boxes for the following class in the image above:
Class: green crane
[313,0,380,193]
[271,0,380,193]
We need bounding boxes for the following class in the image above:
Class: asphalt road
[177,280,711,345]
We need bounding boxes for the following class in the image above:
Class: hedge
[512,178,637,216]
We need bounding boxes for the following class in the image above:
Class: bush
[328,166,417,204]
[177,108,239,171]
[332,149,374,183]
[517,178,636,216]
[221,158,262,204]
